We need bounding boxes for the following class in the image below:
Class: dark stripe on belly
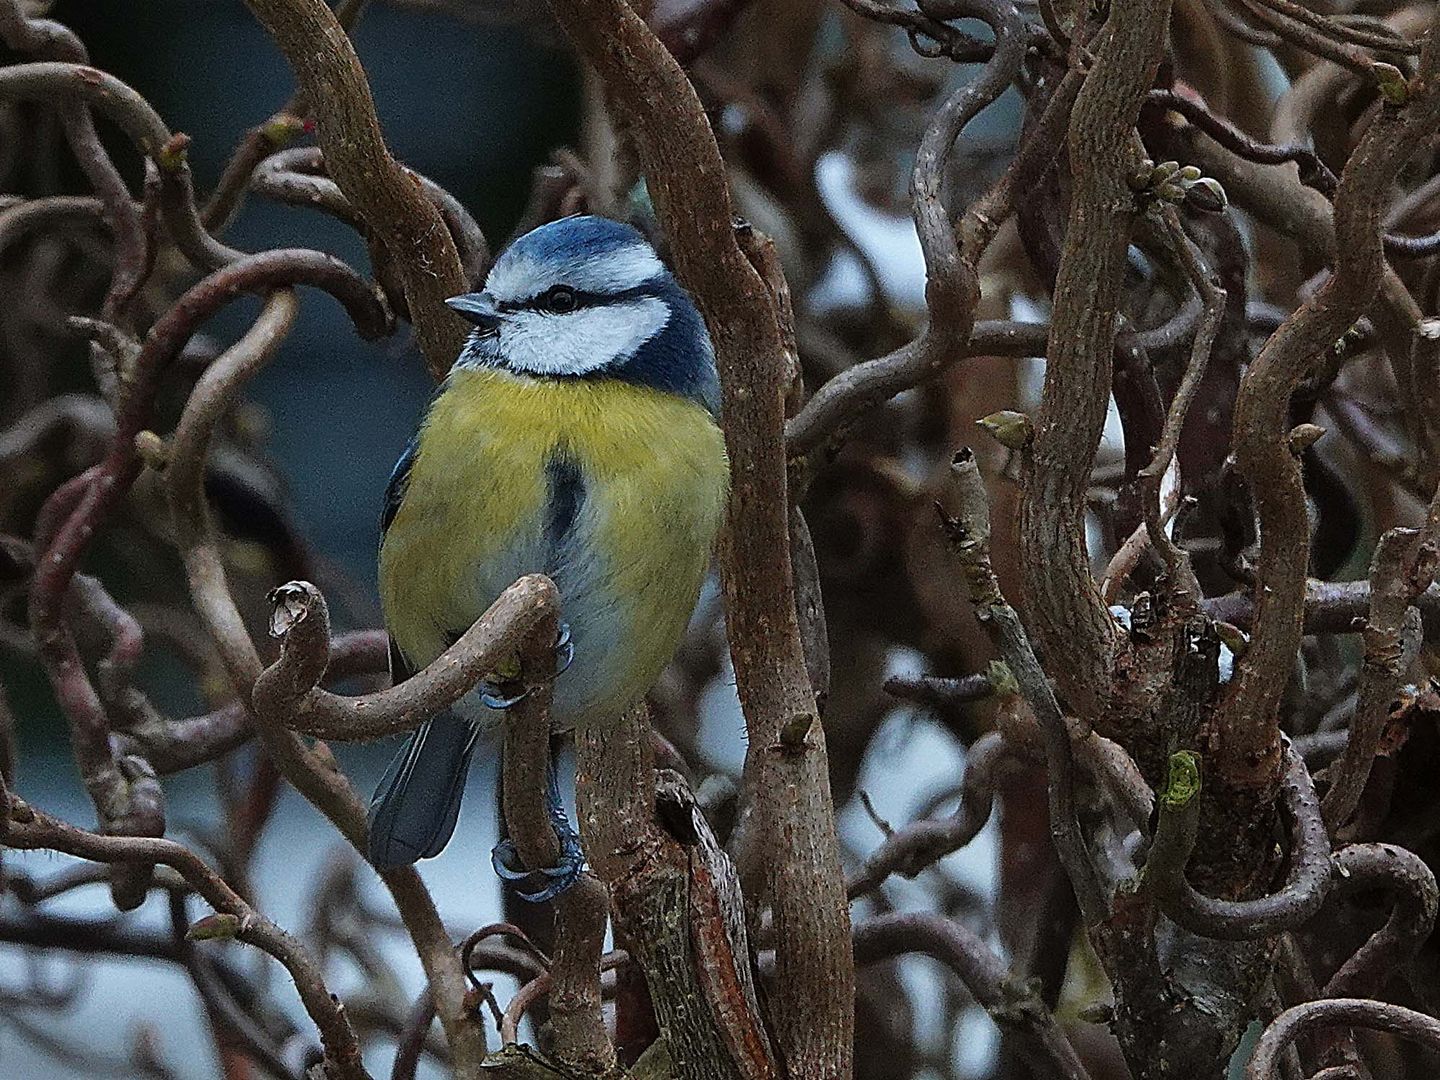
[544,452,585,550]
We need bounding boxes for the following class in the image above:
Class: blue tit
[366,215,730,896]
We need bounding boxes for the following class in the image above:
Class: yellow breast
[379,368,729,721]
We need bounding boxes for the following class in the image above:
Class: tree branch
[241,0,469,379]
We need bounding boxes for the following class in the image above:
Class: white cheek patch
[485,244,665,302]
[490,297,671,376]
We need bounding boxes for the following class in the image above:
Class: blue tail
[366,711,479,869]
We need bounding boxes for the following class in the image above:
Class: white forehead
[485,242,665,302]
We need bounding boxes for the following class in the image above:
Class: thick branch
[1020,0,1173,721]
[535,0,851,1071]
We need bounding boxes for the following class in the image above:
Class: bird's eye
[540,286,578,314]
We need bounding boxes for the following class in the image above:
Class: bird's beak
[446,293,501,333]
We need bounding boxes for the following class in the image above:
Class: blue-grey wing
[380,434,419,539]
[368,433,480,868]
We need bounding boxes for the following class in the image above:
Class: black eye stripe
[491,282,665,313]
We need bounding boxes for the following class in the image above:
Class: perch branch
[536,0,851,1070]
[253,577,559,740]
[497,584,614,1075]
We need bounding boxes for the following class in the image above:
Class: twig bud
[985,659,1019,698]
[976,410,1033,449]
[156,132,191,174]
[267,580,318,638]
[779,712,816,751]
[1182,176,1227,213]
[133,430,170,471]
[1287,423,1326,454]
[1372,63,1409,105]
[187,913,243,941]
[1160,750,1201,808]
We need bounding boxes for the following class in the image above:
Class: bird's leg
[491,764,586,902]
[478,622,574,709]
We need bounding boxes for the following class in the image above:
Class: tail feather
[366,711,479,869]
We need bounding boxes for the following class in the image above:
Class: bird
[365,214,729,899]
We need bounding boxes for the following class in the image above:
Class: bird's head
[447,216,719,413]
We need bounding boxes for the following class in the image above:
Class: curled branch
[253,576,559,740]
[158,290,484,1071]
[847,730,1011,898]
[1247,998,1440,1080]
[1324,842,1438,998]
[250,147,489,287]
[1146,744,1334,940]
[786,55,1082,457]
[1219,9,1440,788]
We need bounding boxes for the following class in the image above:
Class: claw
[555,622,575,675]
[490,838,533,881]
[479,625,573,710]
[480,682,531,709]
[489,768,587,902]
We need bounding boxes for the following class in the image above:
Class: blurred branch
[853,912,1091,1080]
[0,794,368,1079]
[0,1,147,330]
[847,730,1010,898]
[787,50,1082,458]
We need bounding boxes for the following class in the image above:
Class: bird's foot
[490,825,585,903]
[490,764,585,902]
[479,623,574,710]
